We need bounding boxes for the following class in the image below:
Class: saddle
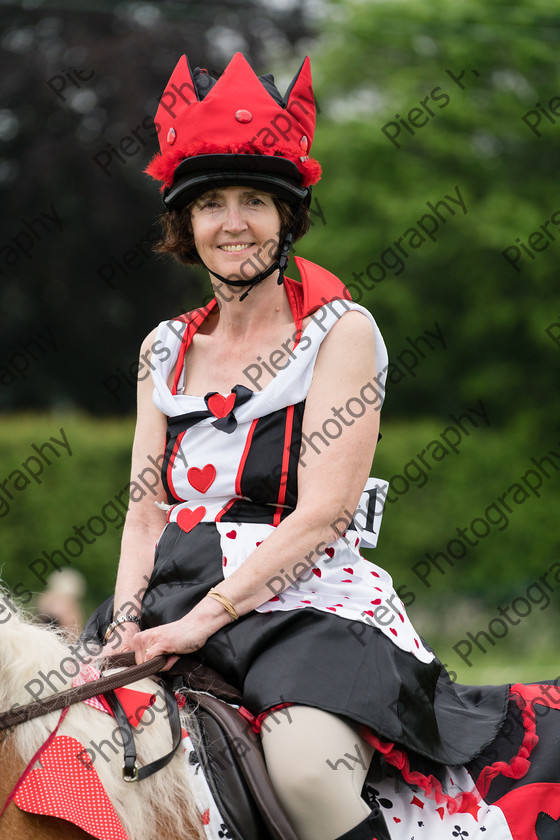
[104,652,299,840]
[166,655,299,840]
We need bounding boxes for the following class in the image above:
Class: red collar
[171,257,351,395]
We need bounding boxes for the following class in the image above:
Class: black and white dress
[86,258,560,839]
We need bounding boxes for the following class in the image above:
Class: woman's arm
[106,328,170,650]
[133,309,381,661]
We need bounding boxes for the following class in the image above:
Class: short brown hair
[153,195,310,266]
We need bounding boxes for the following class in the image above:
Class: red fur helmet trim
[145,140,321,192]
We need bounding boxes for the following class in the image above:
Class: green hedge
[1,412,558,683]
[0,414,134,610]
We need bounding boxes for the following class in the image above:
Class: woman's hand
[131,596,232,670]
[102,621,141,655]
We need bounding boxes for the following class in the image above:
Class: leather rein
[0,652,182,820]
[0,652,170,732]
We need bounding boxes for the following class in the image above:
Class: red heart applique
[393,817,402,823]
[207,393,236,418]
[371,599,381,605]
[312,568,322,577]
[226,529,237,539]
[202,808,210,825]
[390,628,398,636]
[176,506,206,533]
[364,610,374,616]
[370,570,380,577]
[343,568,354,574]
[325,547,334,558]
[341,580,353,583]
[187,464,216,493]
[14,735,128,840]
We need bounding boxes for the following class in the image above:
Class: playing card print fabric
[359,681,560,839]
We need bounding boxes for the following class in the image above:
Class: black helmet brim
[163,154,310,212]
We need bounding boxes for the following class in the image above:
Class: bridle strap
[103,680,182,783]
[0,654,169,732]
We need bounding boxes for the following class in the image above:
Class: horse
[0,586,206,840]
[5,582,560,840]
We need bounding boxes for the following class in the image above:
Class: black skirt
[84,522,509,768]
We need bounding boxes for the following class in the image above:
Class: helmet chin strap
[200,210,300,302]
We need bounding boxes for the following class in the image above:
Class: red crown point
[145,52,322,191]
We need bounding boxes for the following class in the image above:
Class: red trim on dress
[235,418,258,497]
[215,498,237,522]
[167,431,186,501]
[283,277,303,348]
[273,405,294,526]
[0,708,70,818]
[357,683,554,817]
[285,257,351,316]
[474,684,539,800]
[171,299,218,395]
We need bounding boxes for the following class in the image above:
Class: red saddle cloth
[14,733,129,840]
[14,684,157,840]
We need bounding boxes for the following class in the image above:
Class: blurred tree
[299,0,559,431]
[0,0,316,414]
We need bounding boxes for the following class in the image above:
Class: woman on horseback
[85,53,509,840]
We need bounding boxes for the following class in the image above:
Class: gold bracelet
[206,588,239,622]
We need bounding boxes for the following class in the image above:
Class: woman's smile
[190,186,281,279]
[218,241,256,253]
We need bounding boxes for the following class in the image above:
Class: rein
[0,706,70,819]
[0,653,175,819]
[0,653,169,732]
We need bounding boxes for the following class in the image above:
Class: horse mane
[0,586,205,840]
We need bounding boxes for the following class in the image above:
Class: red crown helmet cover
[144,52,322,211]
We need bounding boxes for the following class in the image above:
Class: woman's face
[189,186,281,281]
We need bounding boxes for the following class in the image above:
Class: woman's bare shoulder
[320,308,376,352]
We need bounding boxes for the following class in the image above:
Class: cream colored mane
[0,588,204,840]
